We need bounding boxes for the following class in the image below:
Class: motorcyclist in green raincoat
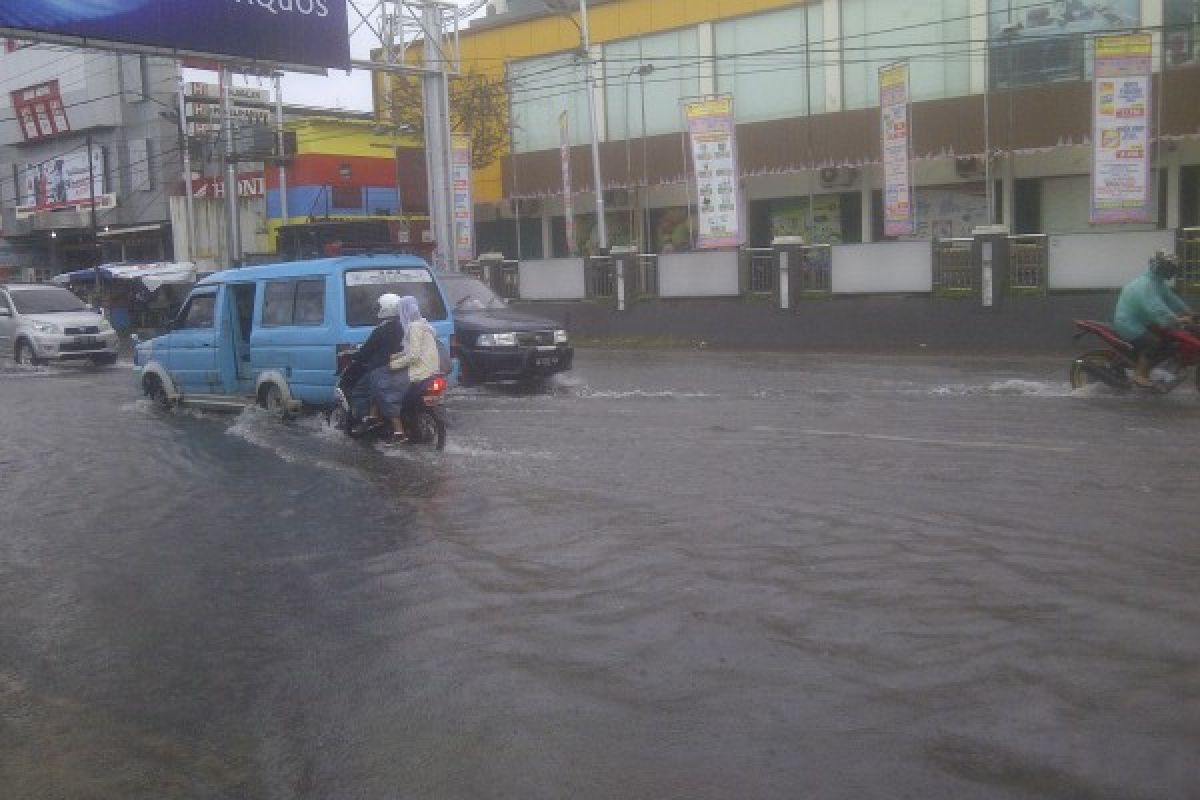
[1114,251,1193,388]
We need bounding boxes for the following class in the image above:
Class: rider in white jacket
[389,295,439,384]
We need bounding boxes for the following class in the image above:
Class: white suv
[0,283,120,366]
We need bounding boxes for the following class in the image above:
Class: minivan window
[343,268,448,327]
[10,288,87,314]
[179,294,216,329]
[263,278,327,327]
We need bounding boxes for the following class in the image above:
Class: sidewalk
[514,292,1119,356]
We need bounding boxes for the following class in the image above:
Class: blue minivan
[133,255,456,414]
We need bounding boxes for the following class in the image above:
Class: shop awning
[53,261,198,292]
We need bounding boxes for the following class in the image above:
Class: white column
[823,0,843,113]
[1003,155,1016,230]
[860,168,873,242]
[1165,148,1181,230]
[969,0,989,96]
[697,22,716,96]
[1142,0,1164,74]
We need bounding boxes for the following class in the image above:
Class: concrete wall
[832,242,932,293]
[1048,231,1177,289]
[659,250,740,297]
[519,258,585,300]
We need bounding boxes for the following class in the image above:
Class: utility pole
[86,132,100,298]
[275,73,289,225]
[579,0,607,253]
[177,63,195,263]
[220,65,242,267]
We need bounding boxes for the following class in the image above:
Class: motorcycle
[328,347,448,450]
[1069,318,1200,394]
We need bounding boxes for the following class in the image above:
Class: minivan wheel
[260,383,292,420]
[15,340,42,366]
[143,374,173,409]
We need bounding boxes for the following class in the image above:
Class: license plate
[534,356,558,367]
[77,336,98,346]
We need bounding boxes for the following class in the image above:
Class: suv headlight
[554,329,568,344]
[477,332,517,347]
[31,320,61,334]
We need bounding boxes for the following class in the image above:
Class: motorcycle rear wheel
[409,407,447,451]
[1070,350,1126,390]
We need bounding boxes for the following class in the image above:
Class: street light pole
[623,64,653,249]
[578,0,608,253]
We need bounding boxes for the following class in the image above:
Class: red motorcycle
[1070,318,1200,393]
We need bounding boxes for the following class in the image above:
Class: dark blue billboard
[0,0,350,69]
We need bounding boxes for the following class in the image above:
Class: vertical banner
[685,97,742,249]
[451,135,475,263]
[1091,34,1153,224]
[880,62,914,237]
[559,111,577,256]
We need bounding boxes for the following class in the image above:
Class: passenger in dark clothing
[349,293,408,437]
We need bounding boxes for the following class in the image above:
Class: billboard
[685,96,742,250]
[16,145,110,215]
[0,1,350,69]
[1091,34,1153,224]
[879,62,913,238]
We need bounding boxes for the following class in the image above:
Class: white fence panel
[832,242,932,294]
[518,258,586,300]
[1048,231,1176,289]
[658,251,740,298]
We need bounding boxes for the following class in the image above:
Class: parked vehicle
[0,283,119,366]
[133,255,457,414]
[437,272,572,385]
[329,346,448,450]
[1070,318,1200,393]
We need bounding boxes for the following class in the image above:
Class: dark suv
[439,273,573,385]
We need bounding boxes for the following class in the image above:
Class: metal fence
[1180,227,1200,296]
[634,254,658,297]
[587,255,617,299]
[797,244,833,294]
[933,238,976,296]
[1008,234,1048,293]
[745,248,775,294]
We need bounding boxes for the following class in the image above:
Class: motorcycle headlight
[553,329,568,344]
[31,320,61,334]
[477,332,517,347]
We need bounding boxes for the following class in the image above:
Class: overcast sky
[233,1,487,112]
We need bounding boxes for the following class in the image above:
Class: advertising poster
[1091,33,1153,224]
[880,62,913,238]
[685,97,742,250]
[559,111,576,256]
[451,135,474,263]
[0,1,350,69]
[18,146,105,213]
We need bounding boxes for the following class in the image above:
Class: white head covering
[377,293,401,319]
[397,295,424,331]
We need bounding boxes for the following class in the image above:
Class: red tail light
[426,376,447,395]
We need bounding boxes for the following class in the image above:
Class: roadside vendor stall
[53,262,199,332]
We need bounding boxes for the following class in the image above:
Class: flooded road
[2,349,1198,799]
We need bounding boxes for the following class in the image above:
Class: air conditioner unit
[818,166,858,188]
[604,189,632,208]
[509,197,542,217]
[955,156,983,177]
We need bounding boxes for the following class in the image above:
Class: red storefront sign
[191,174,266,199]
[11,80,69,141]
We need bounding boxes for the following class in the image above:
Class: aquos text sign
[0,1,350,69]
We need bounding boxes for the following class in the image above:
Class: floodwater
[1,349,1198,799]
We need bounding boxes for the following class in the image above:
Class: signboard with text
[1091,33,1153,224]
[17,145,105,213]
[559,111,576,256]
[685,97,742,250]
[0,1,349,69]
[880,62,914,238]
[451,135,474,263]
